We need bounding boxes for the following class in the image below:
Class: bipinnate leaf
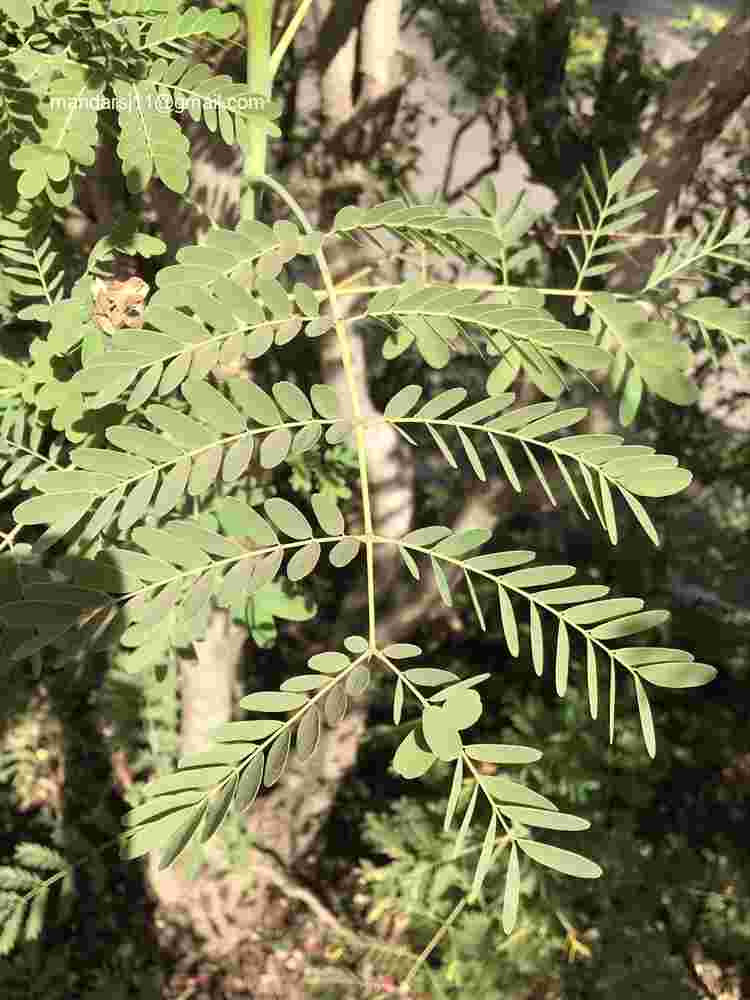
[517,839,602,878]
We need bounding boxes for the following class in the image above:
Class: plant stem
[269,0,312,78]
[258,173,378,645]
[400,895,468,989]
[242,0,274,221]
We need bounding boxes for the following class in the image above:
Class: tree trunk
[179,611,247,758]
[608,12,750,292]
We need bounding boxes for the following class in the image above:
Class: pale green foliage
[0,843,72,955]
[0,0,743,961]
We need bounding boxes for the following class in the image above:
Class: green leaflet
[308,651,350,674]
[402,668,459,687]
[345,664,371,697]
[217,498,278,545]
[587,640,598,719]
[272,381,313,421]
[310,493,345,535]
[499,565,576,588]
[264,728,291,787]
[501,806,589,831]
[498,586,519,656]
[286,541,321,581]
[330,539,361,567]
[132,526,207,569]
[430,674,490,703]
[14,493,91,526]
[517,839,602,879]
[212,719,282,740]
[264,497,312,539]
[260,428,292,468]
[470,812,497,899]
[345,635,369,653]
[555,620,570,696]
[465,744,542,765]
[465,550,535,572]
[635,661,716,687]
[393,730,436,779]
[106,427,184,464]
[422,705,462,761]
[384,384,423,418]
[453,784,479,860]
[633,674,656,758]
[502,843,521,934]
[482,775,557,811]
[324,684,347,725]
[393,678,404,726]
[444,756,463,832]
[118,472,157,531]
[564,597,643,625]
[122,804,203,863]
[379,643,419,660]
[589,609,669,640]
[227,378,281,425]
[296,706,322,761]
[402,526,452,547]
[310,384,339,418]
[146,405,215,449]
[71,447,154,478]
[182,380,246,434]
[202,775,238,842]
[236,754,264,813]
[443,688,482,730]
[433,528,491,558]
[109,547,176,583]
[240,691,308,712]
[415,388,467,419]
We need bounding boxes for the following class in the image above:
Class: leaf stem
[257,172,378,643]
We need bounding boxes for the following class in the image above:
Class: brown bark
[608,13,750,292]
